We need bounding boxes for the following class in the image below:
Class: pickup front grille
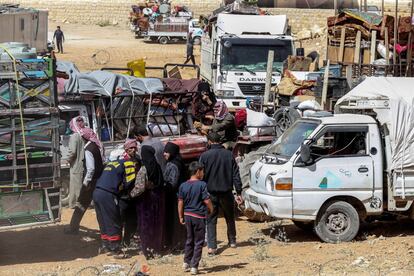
[238,83,265,95]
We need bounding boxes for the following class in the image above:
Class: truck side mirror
[211,63,218,70]
[300,144,311,164]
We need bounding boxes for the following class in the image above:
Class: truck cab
[244,113,384,242]
[201,14,294,110]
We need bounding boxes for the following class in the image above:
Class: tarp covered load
[57,61,164,97]
[336,77,414,171]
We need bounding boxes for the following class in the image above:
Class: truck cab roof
[306,113,376,125]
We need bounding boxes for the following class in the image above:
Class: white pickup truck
[244,77,414,243]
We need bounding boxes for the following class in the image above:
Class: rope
[0,45,30,187]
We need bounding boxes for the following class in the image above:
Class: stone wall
[0,0,410,33]
[266,8,333,34]
[0,0,222,25]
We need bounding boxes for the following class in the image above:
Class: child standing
[178,162,213,275]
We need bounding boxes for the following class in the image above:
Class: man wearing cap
[93,140,139,258]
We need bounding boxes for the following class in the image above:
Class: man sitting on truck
[200,101,238,149]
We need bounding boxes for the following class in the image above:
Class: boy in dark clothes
[178,162,213,275]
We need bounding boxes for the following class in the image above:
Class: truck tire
[159,36,169,45]
[273,107,301,137]
[193,36,201,45]
[293,220,314,232]
[314,201,360,243]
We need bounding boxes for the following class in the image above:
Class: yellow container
[127,59,146,77]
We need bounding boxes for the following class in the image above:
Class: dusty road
[0,24,413,275]
[2,208,414,275]
[50,23,200,79]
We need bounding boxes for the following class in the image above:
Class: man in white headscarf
[67,116,86,208]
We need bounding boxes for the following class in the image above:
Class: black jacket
[199,144,242,195]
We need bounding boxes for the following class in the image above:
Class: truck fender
[317,196,367,221]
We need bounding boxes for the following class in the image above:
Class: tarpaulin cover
[57,61,164,97]
[336,77,414,171]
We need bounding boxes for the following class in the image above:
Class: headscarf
[70,116,104,159]
[164,142,184,176]
[141,145,163,188]
[124,138,137,150]
[213,101,229,120]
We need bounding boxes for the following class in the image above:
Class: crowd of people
[64,101,243,275]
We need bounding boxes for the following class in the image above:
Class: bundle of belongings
[129,1,192,33]
[327,9,393,64]
[275,70,316,97]
[56,61,214,140]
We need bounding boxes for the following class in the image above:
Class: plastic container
[127,59,146,77]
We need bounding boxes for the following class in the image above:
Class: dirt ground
[1,24,414,275]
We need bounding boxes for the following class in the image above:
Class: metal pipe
[393,0,398,66]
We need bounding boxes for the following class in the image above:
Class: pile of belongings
[56,61,214,139]
[275,70,316,97]
[327,9,395,64]
[129,1,192,32]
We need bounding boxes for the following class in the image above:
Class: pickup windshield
[221,43,292,72]
[266,121,319,158]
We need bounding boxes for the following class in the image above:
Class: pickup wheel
[293,220,314,232]
[158,36,169,45]
[315,201,360,243]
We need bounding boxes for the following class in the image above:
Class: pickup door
[292,126,374,219]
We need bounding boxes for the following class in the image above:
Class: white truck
[200,13,295,109]
[243,77,414,243]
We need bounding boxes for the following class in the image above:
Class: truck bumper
[243,188,292,219]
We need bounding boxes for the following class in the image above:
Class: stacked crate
[0,57,61,229]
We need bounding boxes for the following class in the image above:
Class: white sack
[246,108,275,136]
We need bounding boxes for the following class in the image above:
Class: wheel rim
[277,114,291,132]
[326,212,349,234]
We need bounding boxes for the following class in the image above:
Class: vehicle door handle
[358,167,369,173]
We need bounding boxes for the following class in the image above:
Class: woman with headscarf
[163,142,187,251]
[201,101,239,149]
[136,145,166,258]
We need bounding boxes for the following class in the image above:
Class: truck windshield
[266,121,319,158]
[221,43,292,72]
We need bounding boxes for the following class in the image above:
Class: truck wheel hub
[327,213,348,233]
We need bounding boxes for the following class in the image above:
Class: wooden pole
[370,30,377,64]
[382,0,385,16]
[264,50,274,105]
[321,60,330,110]
[364,0,367,12]
[334,0,338,15]
[393,0,398,66]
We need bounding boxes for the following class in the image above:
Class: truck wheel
[159,36,169,45]
[273,107,301,137]
[293,220,314,232]
[193,36,201,45]
[315,201,360,243]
